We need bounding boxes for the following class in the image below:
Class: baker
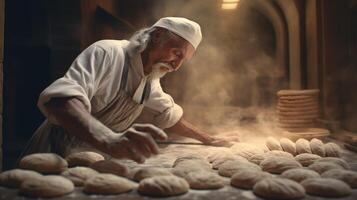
[22,17,232,163]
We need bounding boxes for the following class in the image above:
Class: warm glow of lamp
[221,3,238,10]
[221,0,240,10]
[223,0,239,3]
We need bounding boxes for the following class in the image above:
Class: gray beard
[147,62,174,81]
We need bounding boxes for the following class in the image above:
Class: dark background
[1,0,357,170]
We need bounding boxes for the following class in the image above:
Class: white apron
[21,49,150,158]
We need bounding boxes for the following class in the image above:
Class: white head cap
[152,17,202,49]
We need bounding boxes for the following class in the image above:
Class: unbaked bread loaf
[19,153,68,174]
[253,177,306,200]
[138,176,189,197]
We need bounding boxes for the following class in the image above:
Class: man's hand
[104,124,167,163]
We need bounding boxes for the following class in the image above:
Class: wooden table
[1,138,357,200]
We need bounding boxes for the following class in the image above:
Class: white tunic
[37,40,183,129]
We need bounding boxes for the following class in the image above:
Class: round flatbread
[61,167,98,186]
[278,110,319,116]
[279,95,317,101]
[218,160,261,177]
[308,162,344,174]
[301,178,351,197]
[279,98,317,105]
[310,138,325,157]
[138,176,189,197]
[0,169,42,188]
[277,106,319,112]
[260,156,302,174]
[277,89,319,96]
[66,151,104,167]
[84,174,136,195]
[281,168,320,183]
[321,169,357,188]
[266,137,283,151]
[280,138,297,155]
[324,142,342,157]
[230,143,264,159]
[279,123,315,129]
[266,150,294,158]
[294,153,321,167]
[278,118,315,124]
[313,157,350,169]
[296,139,312,154]
[133,167,173,182]
[248,153,268,165]
[231,168,272,189]
[90,159,129,177]
[19,175,74,198]
[19,153,68,174]
[279,115,318,120]
[182,171,224,189]
[212,155,247,169]
[207,148,233,163]
[253,177,306,200]
[278,100,317,107]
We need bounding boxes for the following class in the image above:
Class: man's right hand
[104,123,167,163]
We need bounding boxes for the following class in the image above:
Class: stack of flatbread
[277,89,319,132]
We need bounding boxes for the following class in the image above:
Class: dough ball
[266,150,294,158]
[301,178,351,197]
[19,153,68,174]
[260,156,302,174]
[294,153,321,167]
[308,162,344,174]
[0,169,42,188]
[19,175,74,198]
[66,151,104,167]
[212,155,247,169]
[281,168,320,183]
[230,143,264,159]
[248,153,267,165]
[296,139,312,154]
[207,148,233,163]
[321,169,357,188]
[182,171,225,189]
[218,160,261,177]
[61,167,98,186]
[324,142,342,157]
[133,167,173,182]
[231,168,272,189]
[280,138,297,155]
[313,157,350,169]
[84,173,136,195]
[138,176,189,197]
[266,137,283,151]
[90,159,129,177]
[171,167,201,178]
[253,178,306,200]
[310,138,325,157]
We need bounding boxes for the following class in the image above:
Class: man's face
[148,30,196,77]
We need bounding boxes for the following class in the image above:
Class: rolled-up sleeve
[37,44,114,124]
[144,79,183,129]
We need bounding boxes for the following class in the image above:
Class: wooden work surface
[1,138,357,200]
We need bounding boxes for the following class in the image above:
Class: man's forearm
[45,97,115,152]
[166,118,213,143]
